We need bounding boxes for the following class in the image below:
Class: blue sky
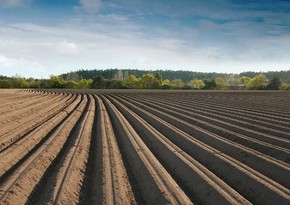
[0,0,290,78]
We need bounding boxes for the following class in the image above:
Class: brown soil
[0,89,289,205]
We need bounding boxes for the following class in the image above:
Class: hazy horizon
[1,0,290,78]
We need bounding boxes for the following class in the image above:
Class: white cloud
[77,0,102,14]
[0,11,289,79]
[57,41,80,56]
[0,0,30,8]
[0,54,46,78]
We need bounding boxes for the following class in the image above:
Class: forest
[0,69,290,90]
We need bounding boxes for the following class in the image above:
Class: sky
[0,0,290,78]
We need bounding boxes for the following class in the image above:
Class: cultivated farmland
[0,89,289,205]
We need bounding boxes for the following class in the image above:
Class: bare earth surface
[0,89,289,205]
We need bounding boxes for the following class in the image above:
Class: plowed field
[0,89,289,205]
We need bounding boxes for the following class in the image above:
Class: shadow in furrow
[25,94,92,204]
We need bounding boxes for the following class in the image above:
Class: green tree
[20,79,30,88]
[171,79,185,89]
[10,76,30,88]
[189,79,205,89]
[64,72,81,81]
[151,78,161,89]
[79,79,92,89]
[114,70,124,80]
[161,79,173,89]
[267,76,282,90]
[203,79,217,90]
[91,75,106,89]
[65,80,79,89]
[241,76,251,86]
[246,74,267,90]
[105,79,124,89]
[226,74,241,87]
[11,75,23,88]
[154,72,163,83]
[124,75,139,89]
[47,75,65,88]
[0,79,12,88]
[40,79,50,88]
[29,80,41,88]
[140,73,155,89]
[215,77,227,90]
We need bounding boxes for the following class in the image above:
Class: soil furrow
[0,94,87,205]
[113,94,290,175]
[109,95,290,201]
[0,89,289,205]
[132,92,290,122]
[102,95,193,205]
[120,94,290,159]
[0,92,64,121]
[0,94,74,150]
[127,94,290,138]
[0,94,80,176]
[106,95,251,205]
[80,95,136,205]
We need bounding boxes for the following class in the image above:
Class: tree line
[60,69,290,84]
[0,75,92,89]
[1,72,289,90]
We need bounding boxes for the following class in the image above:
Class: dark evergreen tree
[267,76,282,90]
[91,75,106,89]
[0,79,12,88]
[105,79,124,89]
[155,72,163,82]
[203,79,217,90]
